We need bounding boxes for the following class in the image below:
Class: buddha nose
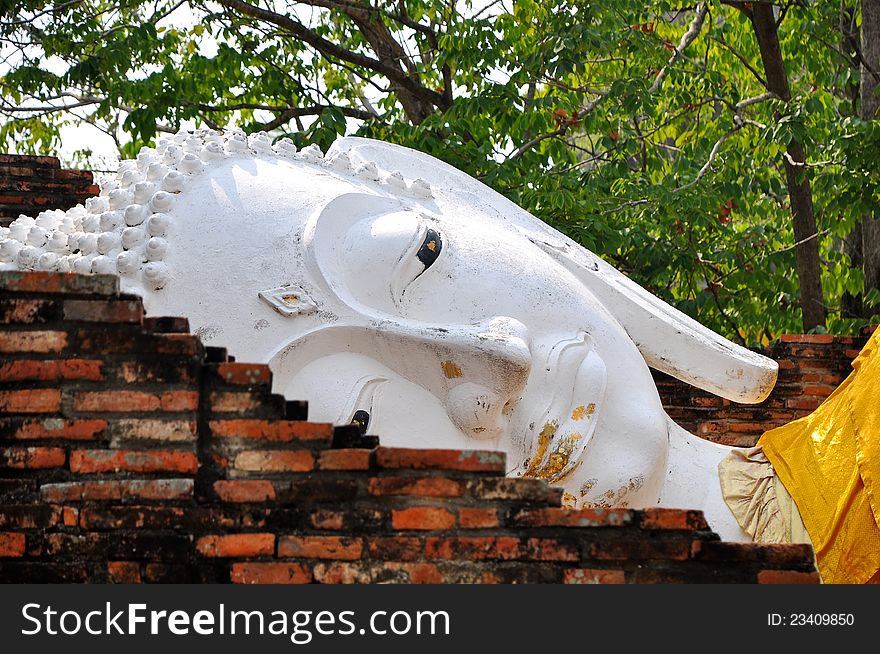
[433,316,532,441]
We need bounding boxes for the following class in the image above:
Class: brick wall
[0,270,819,583]
[654,331,874,447]
[0,155,99,227]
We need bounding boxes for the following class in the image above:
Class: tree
[2,1,879,342]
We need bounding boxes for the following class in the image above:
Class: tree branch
[649,3,709,94]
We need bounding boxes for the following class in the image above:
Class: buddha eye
[416,228,442,270]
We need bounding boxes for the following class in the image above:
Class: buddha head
[0,130,777,517]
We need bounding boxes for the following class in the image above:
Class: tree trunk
[841,5,864,318]
[750,3,827,331]
[861,0,880,302]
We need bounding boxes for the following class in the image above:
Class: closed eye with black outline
[416,228,442,271]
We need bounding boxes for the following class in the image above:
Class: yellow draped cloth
[758,328,880,584]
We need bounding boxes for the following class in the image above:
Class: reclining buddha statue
[0,129,785,544]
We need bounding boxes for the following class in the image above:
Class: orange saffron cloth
[759,328,880,584]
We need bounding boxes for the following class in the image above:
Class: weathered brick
[469,477,554,502]
[231,562,311,584]
[213,363,271,385]
[367,537,422,561]
[0,299,60,323]
[63,299,144,323]
[0,271,116,295]
[213,480,276,503]
[0,417,106,440]
[458,508,499,529]
[208,391,262,413]
[69,450,198,474]
[196,534,275,558]
[209,419,332,442]
[511,507,633,528]
[312,562,371,584]
[0,505,61,528]
[79,506,186,530]
[0,532,26,557]
[376,447,506,473]
[368,476,465,497]
[0,446,66,469]
[317,449,372,470]
[233,450,314,473]
[589,540,693,561]
[391,507,456,531]
[62,507,79,527]
[40,479,193,503]
[108,419,197,443]
[564,568,626,584]
[757,570,821,584]
[0,330,68,353]
[425,536,522,561]
[278,536,363,560]
[0,359,103,382]
[373,562,443,584]
[0,389,61,413]
[107,561,141,583]
[73,390,199,413]
[639,508,709,531]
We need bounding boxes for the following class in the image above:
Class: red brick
[278,536,363,560]
[233,450,314,473]
[0,359,103,382]
[0,389,61,413]
[231,562,312,584]
[62,507,79,527]
[1,418,106,440]
[0,330,68,353]
[73,390,199,412]
[107,561,141,583]
[367,537,422,561]
[376,447,506,472]
[78,506,186,530]
[564,568,626,584]
[391,507,456,531]
[63,299,143,323]
[0,532,26,557]
[803,384,837,396]
[215,363,271,385]
[368,476,465,497]
[209,419,332,442]
[511,507,633,528]
[312,562,371,584]
[785,398,823,410]
[639,508,710,531]
[318,449,372,470]
[69,450,198,474]
[0,447,66,469]
[213,480,276,502]
[458,508,499,529]
[196,534,275,558]
[757,570,821,584]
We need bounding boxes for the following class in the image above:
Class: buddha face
[261,138,777,509]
